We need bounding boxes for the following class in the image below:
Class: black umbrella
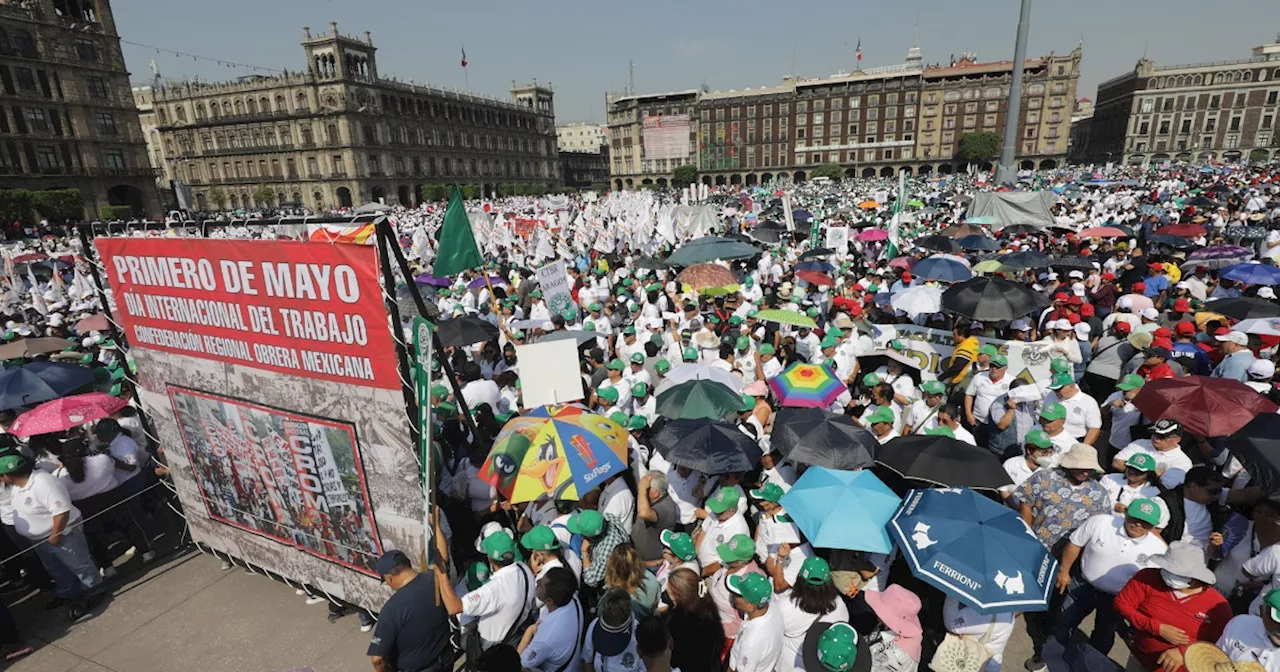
[1228,414,1280,497]
[1188,196,1220,208]
[1049,256,1095,271]
[998,250,1052,270]
[875,434,1013,492]
[999,224,1046,236]
[651,419,763,474]
[0,361,94,411]
[941,277,1046,321]
[800,248,836,261]
[771,408,876,469]
[1148,234,1198,250]
[634,256,668,270]
[435,316,500,348]
[957,235,999,252]
[1206,297,1280,321]
[915,235,961,253]
[535,330,600,346]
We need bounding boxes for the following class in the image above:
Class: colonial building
[144,23,558,212]
[1068,97,1094,164]
[1086,35,1280,166]
[559,148,607,189]
[0,0,160,217]
[605,89,699,189]
[606,42,1081,190]
[556,122,606,153]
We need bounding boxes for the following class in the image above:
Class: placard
[516,339,585,407]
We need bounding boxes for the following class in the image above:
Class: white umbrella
[1232,318,1280,337]
[656,362,743,394]
[890,285,944,317]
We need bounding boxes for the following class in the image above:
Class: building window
[36,145,59,172]
[74,38,99,62]
[25,107,47,131]
[14,67,35,92]
[1268,91,1279,105]
[86,76,107,99]
[95,111,116,134]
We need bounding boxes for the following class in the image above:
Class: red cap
[1081,248,1092,256]
[851,283,865,292]
[1153,327,1172,339]
[901,272,912,282]
[1153,337,1174,351]
[1175,321,1196,336]
[848,302,864,316]
[1115,322,1132,334]
[1080,304,1096,317]
[1214,326,1231,337]
[1067,313,1081,325]
[1150,262,1163,271]
[1195,265,1209,274]
[1174,298,1192,312]
[1053,292,1069,301]
[1102,272,1116,281]
[1133,282,1146,292]
[1066,296,1084,306]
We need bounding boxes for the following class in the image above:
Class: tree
[207,187,226,211]
[420,184,446,202]
[461,184,481,200]
[251,185,274,208]
[496,184,514,197]
[672,164,698,188]
[100,205,134,221]
[0,189,34,226]
[811,163,845,180]
[958,132,1001,163]
[514,183,532,196]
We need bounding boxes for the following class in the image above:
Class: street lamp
[995,0,1033,185]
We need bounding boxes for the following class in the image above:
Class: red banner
[95,238,400,389]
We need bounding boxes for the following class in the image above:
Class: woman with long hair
[766,556,850,672]
[663,567,726,672]
[604,543,660,618]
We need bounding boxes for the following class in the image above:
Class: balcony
[332,172,348,178]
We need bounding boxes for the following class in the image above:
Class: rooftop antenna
[628,59,634,95]
[843,40,848,74]
[791,40,796,77]
[913,12,919,47]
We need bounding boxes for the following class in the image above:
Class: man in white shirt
[905,380,947,433]
[1112,419,1195,489]
[726,572,784,672]
[0,453,101,601]
[965,354,1012,446]
[1217,588,1280,672]
[1001,430,1056,504]
[694,486,750,576]
[1051,501,1167,655]
[1103,374,1146,451]
[666,464,710,527]
[1042,373,1102,445]
[446,532,537,649]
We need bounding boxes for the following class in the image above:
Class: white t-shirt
[1244,544,1280,618]
[54,454,118,501]
[11,471,81,540]
[667,468,707,525]
[1217,615,1280,672]
[1114,441,1195,489]
[580,616,643,671]
[966,373,1012,424]
[773,593,850,672]
[729,603,784,672]
[1184,498,1214,547]
[1098,474,1170,528]
[697,513,750,567]
[519,597,584,672]
[942,596,1016,672]
[462,562,536,645]
[1044,391,1102,440]
[600,477,636,533]
[1001,456,1041,502]
[1068,513,1168,595]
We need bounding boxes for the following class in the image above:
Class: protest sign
[825,226,849,254]
[874,324,1054,390]
[536,260,577,320]
[516,339,585,407]
[95,238,419,612]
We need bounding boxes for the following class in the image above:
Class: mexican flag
[433,186,483,277]
[886,170,905,259]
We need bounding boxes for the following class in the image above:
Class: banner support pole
[374,219,424,456]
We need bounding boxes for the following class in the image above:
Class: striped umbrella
[768,362,846,408]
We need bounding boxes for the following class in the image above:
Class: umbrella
[888,488,1058,615]
[799,248,836,261]
[912,257,972,283]
[755,309,817,329]
[768,362,847,408]
[435,316,500,348]
[9,253,46,264]
[414,273,451,287]
[941,277,1045,321]
[665,236,761,266]
[964,216,998,225]
[796,260,837,274]
[354,202,392,214]
[1048,257,1096,272]
[677,263,738,291]
[0,361,94,411]
[1131,376,1278,437]
[999,224,1046,236]
[1228,414,1280,497]
[466,275,506,290]
[792,209,813,222]
[1155,223,1206,238]
[37,259,72,271]
[0,337,75,360]
[74,314,110,333]
[858,201,880,209]
[888,256,915,270]
[856,229,888,242]
[535,330,601,346]
[1221,263,1280,286]
[655,379,744,420]
[1138,205,1167,215]
[971,259,1004,274]
[1231,317,1280,337]
[1204,297,1280,321]
[890,285,943,317]
[1148,234,1198,250]
[771,407,877,469]
[1188,195,1220,208]
[957,235,999,252]
[915,235,961,254]
[997,251,1051,270]
[1076,226,1127,238]
[656,363,743,394]
[9,392,127,437]
[1187,245,1254,270]
[906,199,925,208]
[796,270,835,287]
[876,434,1014,492]
[651,419,763,474]
[938,224,986,238]
[779,468,901,553]
[633,256,668,270]
[478,404,629,502]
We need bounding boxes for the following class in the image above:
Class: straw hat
[1183,643,1266,672]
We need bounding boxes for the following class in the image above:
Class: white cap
[1260,287,1277,300]
[1140,307,1160,320]
[1217,330,1249,345]
[1068,270,1084,279]
[1249,359,1276,380]
[1046,272,1059,280]
[1176,281,1191,290]
[1117,296,1133,311]
[1011,318,1032,331]
[1071,282,1087,297]
[1053,319,1073,331]
[1074,323,1092,340]
[474,521,513,553]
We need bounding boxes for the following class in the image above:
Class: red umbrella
[9,253,46,264]
[1155,223,1206,238]
[9,392,127,437]
[796,270,834,286]
[74,313,110,333]
[1131,376,1278,437]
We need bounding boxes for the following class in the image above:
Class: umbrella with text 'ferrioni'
[478,404,628,503]
[1131,376,1277,437]
[768,362,846,408]
[9,392,127,437]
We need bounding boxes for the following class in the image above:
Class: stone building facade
[0,0,160,217]
[1086,36,1280,165]
[144,23,558,212]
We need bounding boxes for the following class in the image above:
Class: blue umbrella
[792,209,813,222]
[911,256,972,283]
[957,235,999,252]
[1221,263,1280,287]
[0,361,95,411]
[795,260,836,274]
[778,467,901,553]
[888,488,1058,615]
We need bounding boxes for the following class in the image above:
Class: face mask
[1160,570,1193,590]
[1034,454,1055,467]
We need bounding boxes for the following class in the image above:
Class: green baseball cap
[633,382,649,397]
[1264,589,1280,622]
[660,530,696,562]
[708,316,721,325]
[520,525,561,551]
[1024,429,1053,449]
[799,556,832,585]
[623,326,637,335]
[1048,372,1074,390]
[606,359,625,371]
[481,531,518,562]
[1050,358,1072,374]
[706,486,742,514]
[739,394,756,413]
[626,416,648,431]
[727,572,772,606]
[863,372,881,386]
[530,289,543,298]
[978,344,999,357]
[1126,453,1157,472]
[1116,373,1145,391]
[820,335,839,348]
[867,407,894,425]
[926,426,956,438]
[654,360,671,374]
[815,623,861,672]
[435,400,457,415]
[1039,402,1067,421]
[0,453,27,476]
[729,315,744,325]
[465,561,492,590]
[609,411,629,426]
[922,380,946,395]
[990,354,1008,367]
[717,533,756,564]
[758,344,775,356]
[1126,498,1162,526]
[749,482,785,503]
[630,352,645,364]
[589,302,602,312]
[736,336,750,350]
[430,384,449,400]
[567,509,605,537]
[683,346,699,360]
[748,308,760,318]
[806,307,819,317]
[584,321,597,331]
[597,386,620,403]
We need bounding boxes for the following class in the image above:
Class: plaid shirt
[1016,468,1110,548]
[582,513,629,588]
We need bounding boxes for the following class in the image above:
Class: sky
[116,0,1280,124]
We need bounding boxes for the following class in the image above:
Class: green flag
[433,186,482,277]
[886,170,905,259]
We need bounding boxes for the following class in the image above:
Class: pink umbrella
[1076,226,1127,238]
[74,313,110,333]
[10,392,127,437]
[888,257,916,269]
[856,229,889,242]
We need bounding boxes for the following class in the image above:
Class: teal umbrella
[665,236,761,266]
[655,379,744,420]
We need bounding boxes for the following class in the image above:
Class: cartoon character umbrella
[478,403,628,503]
[768,362,846,408]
